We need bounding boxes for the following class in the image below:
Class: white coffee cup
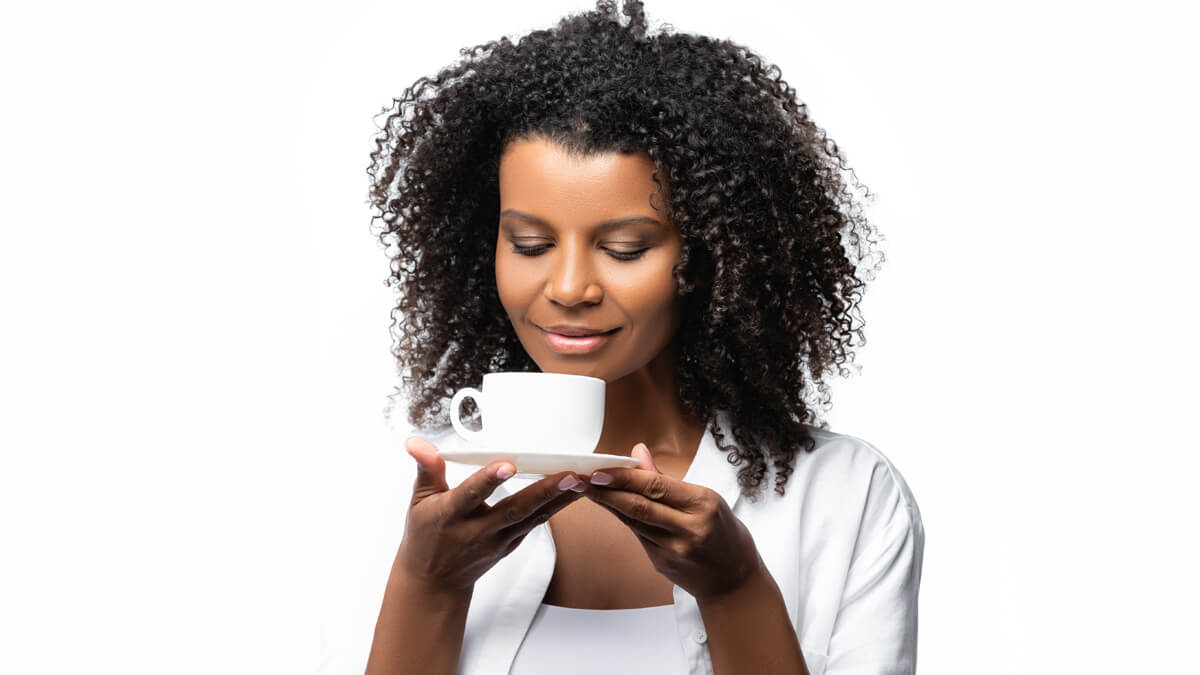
[449,372,606,455]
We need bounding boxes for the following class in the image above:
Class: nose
[544,240,603,307]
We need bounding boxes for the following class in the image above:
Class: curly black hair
[366,0,885,502]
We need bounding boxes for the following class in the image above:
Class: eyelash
[510,244,648,262]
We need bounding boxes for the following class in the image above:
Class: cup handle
[449,387,487,445]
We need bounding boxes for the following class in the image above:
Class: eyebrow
[500,209,664,232]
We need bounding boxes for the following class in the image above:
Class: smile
[538,327,620,354]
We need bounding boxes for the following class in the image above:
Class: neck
[595,345,708,463]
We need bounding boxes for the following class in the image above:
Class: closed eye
[511,243,648,262]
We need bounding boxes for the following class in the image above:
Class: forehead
[498,137,669,217]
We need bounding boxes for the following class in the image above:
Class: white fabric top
[509,603,689,675]
[314,409,925,675]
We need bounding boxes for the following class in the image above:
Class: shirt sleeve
[824,460,926,675]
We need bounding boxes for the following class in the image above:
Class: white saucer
[437,449,640,476]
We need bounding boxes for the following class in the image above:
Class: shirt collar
[682,408,743,512]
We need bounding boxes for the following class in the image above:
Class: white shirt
[315,410,925,675]
[509,603,688,674]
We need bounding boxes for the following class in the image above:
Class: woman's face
[495,136,683,382]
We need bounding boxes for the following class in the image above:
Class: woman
[355,1,923,673]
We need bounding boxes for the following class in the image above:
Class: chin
[532,359,610,381]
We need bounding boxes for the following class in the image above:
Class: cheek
[607,269,680,337]
[613,258,679,307]
[494,256,532,312]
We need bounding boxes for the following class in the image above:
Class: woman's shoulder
[790,425,924,539]
[803,426,914,483]
[741,423,923,533]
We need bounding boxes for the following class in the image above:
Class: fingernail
[558,475,581,491]
[568,480,587,493]
[590,471,612,486]
[496,464,515,480]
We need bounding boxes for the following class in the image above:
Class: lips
[537,323,618,337]
[537,325,619,354]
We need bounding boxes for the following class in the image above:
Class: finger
[445,458,520,519]
[482,471,585,535]
[496,495,579,559]
[406,436,449,505]
[495,488,584,543]
[633,443,660,472]
[596,501,674,550]
[586,466,703,512]
[586,484,690,533]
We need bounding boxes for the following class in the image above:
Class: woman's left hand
[584,443,764,602]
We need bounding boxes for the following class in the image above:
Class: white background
[2,0,1196,672]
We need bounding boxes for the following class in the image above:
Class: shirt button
[692,629,708,644]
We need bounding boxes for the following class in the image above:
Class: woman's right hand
[392,435,586,596]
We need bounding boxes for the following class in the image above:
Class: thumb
[406,436,449,505]
[634,442,661,473]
